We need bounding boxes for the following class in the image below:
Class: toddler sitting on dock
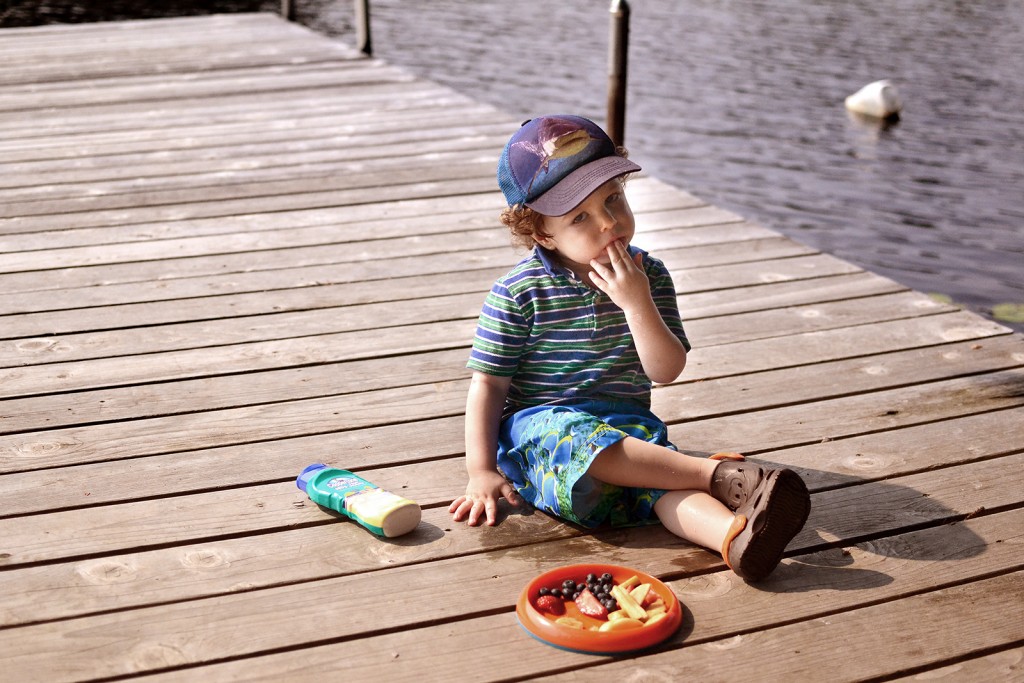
[448,115,811,581]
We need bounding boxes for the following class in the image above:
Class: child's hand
[449,470,522,526]
[589,241,651,313]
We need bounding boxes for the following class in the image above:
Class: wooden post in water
[607,0,630,147]
[355,0,372,56]
[283,0,369,57]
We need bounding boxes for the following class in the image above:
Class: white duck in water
[845,80,903,120]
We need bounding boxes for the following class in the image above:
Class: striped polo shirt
[467,245,690,416]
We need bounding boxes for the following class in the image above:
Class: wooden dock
[1,13,1022,681]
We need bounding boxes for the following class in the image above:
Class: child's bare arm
[449,371,521,526]
[590,242,687,383]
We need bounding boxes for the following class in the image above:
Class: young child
[448,114,811,581]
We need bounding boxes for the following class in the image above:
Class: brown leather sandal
[711,457,771,512]
[720,468,811,581]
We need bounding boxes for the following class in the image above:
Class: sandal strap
[720,514,748,571]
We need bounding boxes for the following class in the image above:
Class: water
[6,1,1023,331]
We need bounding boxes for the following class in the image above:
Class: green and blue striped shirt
[468,246,690,416]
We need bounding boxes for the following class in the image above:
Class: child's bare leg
[591,435,812,581]
[653,491,734,551]
[587,436,719,491]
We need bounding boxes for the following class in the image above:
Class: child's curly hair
[500,147,633,250]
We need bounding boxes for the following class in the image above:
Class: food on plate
[599,618,644,632]
[532,572,669,630]
[535,594,565,616]
[555,616,585,629]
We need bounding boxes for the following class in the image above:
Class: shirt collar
[534,245,570,278]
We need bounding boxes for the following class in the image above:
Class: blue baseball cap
[497,114,641,216]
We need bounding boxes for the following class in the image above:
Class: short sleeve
[645,253,691,351]
[467,279,530,376]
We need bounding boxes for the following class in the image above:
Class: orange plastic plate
[516,563,683,654]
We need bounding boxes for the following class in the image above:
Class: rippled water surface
[364,0,1024,332]
[8,1,1023,330]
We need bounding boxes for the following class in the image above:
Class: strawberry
[574,588,608,619]
[535,594,565,616]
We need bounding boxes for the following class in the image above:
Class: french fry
[618,574,641,591]
[555,616,585,629]
[644,605,666,620]
[610,584,647,621]
[599,618,643,632]
[643,613,669,628]
[629,582,651,605]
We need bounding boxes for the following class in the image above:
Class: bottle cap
[296,463,327,492]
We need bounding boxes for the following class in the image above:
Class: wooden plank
[0,192,507,255]
[533,573,1024,682]
[0,109,509,170]
[115,510,1024,682]
[666,366,1024,456]
[0,96,501,149]
[0,199,723,275]
[0,82,467,137]
[0,154,497,219]
[0,83,465,140]
[0,27,361,85]
[0,289,961,398]
[0,178,698,253]
[0,174,689,236]
[3,345,1021,486]
[0,312,1008,440]
[0,232,796,306]
[0,126,511,198]
[0,13,305,42]
[0,249,863,351]
[888,646,1024,682]
[1,464,1019,679]
[0,175,500,233]
[3,395,1022,530]
[4,451,1021,632]
[0,60,420,113]
[0,171,688,236]
[4,331,1019,507]
[19,406,1024,568]
[0,254,864,339]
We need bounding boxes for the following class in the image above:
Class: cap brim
[525,156,641,216]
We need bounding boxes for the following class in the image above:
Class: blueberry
[601,573,613,582]
[538,587,550,596]
[586,573,597,583]
[563,579,576,589]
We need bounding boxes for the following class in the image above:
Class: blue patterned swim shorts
[497,399,680,528]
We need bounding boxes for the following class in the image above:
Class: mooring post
[280,0,294,22]
[355,0,372,56]
[607,0,630,147]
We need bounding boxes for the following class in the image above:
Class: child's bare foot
[719,468,811,581]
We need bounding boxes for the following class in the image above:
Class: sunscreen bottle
[296,464,421,538]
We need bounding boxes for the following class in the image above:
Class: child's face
[535,178,635,274]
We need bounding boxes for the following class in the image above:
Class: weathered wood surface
[1,13,1021,682]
